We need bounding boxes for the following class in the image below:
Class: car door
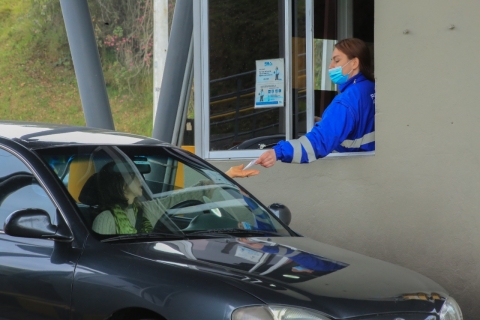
[0,147,77,320]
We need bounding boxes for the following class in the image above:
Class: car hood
[117,236,447,318]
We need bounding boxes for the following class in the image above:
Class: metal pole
[171,35,194,146]
[337,0,353,40]
[59,0,114,130]
[152,0,193,142]
[306,0,314,131]
[193,0,210,159]
[284,0,293,140]
[234,78,241,142]
[153,0,169,122]
[176,74,192,147]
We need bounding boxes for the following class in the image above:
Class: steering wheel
[166,197,237,221]
[201,196,238,221]
[165,199,207,218]
[153,200,206,233]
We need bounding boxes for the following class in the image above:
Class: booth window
[208,0,284,152]
[195,0,374,159]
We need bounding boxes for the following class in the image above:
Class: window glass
[38,146,291,238]
[0,149,57,230]
[313,0,374,120]
[208,0,285,151]
[313,0,338,119]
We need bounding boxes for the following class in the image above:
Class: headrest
[78,173,100,206]
[67,158,95,203]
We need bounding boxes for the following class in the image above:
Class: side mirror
[4,208,72,241]
[268,203,291,226]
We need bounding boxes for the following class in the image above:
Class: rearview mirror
[268,203,292,226]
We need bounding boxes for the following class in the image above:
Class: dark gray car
[0,121,462,320]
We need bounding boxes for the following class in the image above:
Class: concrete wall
[211,0,480,317]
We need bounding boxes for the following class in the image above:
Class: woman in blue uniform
[256,38,375,167]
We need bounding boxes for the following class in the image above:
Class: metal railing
[209,68,307,148]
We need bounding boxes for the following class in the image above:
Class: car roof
[0,121,168,150]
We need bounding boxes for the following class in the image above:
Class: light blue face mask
[328,60,352,85]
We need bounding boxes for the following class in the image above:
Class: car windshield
[37,145,292,240]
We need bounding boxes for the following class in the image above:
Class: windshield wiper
[101,232,186,243]
[184,228,283,237]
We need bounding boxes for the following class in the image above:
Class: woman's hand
[225,164,259,178]
[256,149,277,168]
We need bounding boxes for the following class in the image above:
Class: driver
[92,162,213,235]
[92,162,260,235]
[92,162,158,234]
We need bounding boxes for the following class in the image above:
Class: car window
[38,145,290,238]
[0,148,57,230]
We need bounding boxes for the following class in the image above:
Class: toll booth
[190,0,373,160]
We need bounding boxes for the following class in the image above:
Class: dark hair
[335,38,374,82]
[97,162,133,210]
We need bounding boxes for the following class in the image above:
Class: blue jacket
[273,73,375,163]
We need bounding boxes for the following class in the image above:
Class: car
[0,121,462,320]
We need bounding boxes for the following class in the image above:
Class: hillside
[0,0,154,136]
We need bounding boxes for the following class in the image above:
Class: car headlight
[439,296,463,320]
[232,305,331,320]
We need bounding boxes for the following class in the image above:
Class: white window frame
[194,0,294,160]
[193,0,373,160]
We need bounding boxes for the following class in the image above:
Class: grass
[108,80,154,136]
[0,0,154,137]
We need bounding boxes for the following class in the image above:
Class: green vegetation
[0,0,155,136]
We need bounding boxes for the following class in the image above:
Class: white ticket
[243,158,258,170]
